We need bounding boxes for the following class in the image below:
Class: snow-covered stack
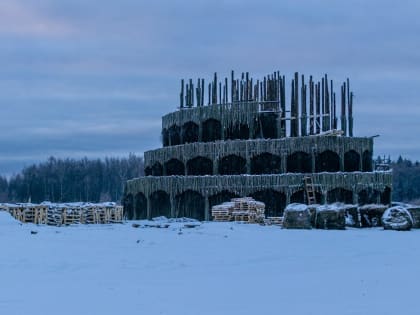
[381,206,413,231]
[358,204,388,227]
[283,203,311,229]
[315,204,346,230]
[406,206,420,228]
[211,197,265,223]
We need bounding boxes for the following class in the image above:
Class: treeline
[0,154,144,203]
[391,156,420,203]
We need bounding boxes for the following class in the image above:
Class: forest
[0,154,144,203]
[0,154,418,204]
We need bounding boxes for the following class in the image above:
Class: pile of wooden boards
[211,197,265,223]
[1,202,123,226]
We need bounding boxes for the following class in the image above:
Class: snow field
[0,212,419,315]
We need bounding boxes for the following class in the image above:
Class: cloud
[0,1,75,37]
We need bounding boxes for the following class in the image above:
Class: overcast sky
[0,0,419,175]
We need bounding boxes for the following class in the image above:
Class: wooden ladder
[303,176,316,205]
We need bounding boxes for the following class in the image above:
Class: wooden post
[294,72,299,136]
[301,74,307,136]
[281,75,286,137]
[316,82,321,134]
[349,91,354,137]
[341,83,347,136]
[309,76,314,135]
[180,79,184,108]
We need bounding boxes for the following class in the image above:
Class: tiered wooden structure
[1,203,123,226]
[123,71,392,220]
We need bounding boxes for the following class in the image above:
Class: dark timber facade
[123,71,392,220]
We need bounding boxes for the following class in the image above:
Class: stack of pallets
[1,202,123,226]
[211,197,265,223]
[211,202,234,221]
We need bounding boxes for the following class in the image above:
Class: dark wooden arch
[381,187,391,205]
[287,151,312,173]
[250,153,281,174]
[250,189,286,216]
[175,190,205,221]
[164,158,185,176]
[150,190,171,218]
[344,150,360,172]
[187,156,213,175]
[327,188,353,204]
[218,154,246,175]
[123,193,134,220]
[181,121,199,144]
[144,166,152,176]
[362,150,373,172]
[162,128,169,147]
[134,192,147,220]
[225,123,250,140]
[358,188,380,205]
[316,150,340,172]
[151,162,163,176]
[168,125,181,146]
[202,119,222,142]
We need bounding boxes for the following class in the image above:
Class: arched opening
[250,189,286,217]
[175,190,205,221]
[202,119,222,142]
[123,193,134,220]
[316,150,340,172]
[344,150,360,172]
[287,151,312,173]
[256,113,277,139]
[162,128,169,147]
[381,187,391,205]
[358,188,380,205]
[362,150,373,172]
[208,190,239,218]
[251,153,281,174]
[225,123,250,140]
[150,190,171,218]
[144,166,152,176]
[291,189,322,204]
[134,192,147,220]
[181,121,199,144]
[218,155,246,175]
[164,158,185,176]
[187,156,213,175]
[151,162,163,176]
[168,125,181,146]
[327,188,353,204]
[290,190,305,204]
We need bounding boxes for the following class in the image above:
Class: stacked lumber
[211,202,234,221]
[264,217,284,226]
[211,197,265,223]
[1,202,123,226]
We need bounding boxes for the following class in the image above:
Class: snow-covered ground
[1,211,419,315]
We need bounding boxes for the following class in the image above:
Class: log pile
[1,202,123,226]
[211,197,265,223]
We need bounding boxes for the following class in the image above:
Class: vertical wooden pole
[341,83,347,136]
[301,74,307,136]
[316,82,321,134]
[180,79,184,108]
[349,91,354,137]
[309,76,314,135]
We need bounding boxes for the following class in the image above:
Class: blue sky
[0,0,419,175]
